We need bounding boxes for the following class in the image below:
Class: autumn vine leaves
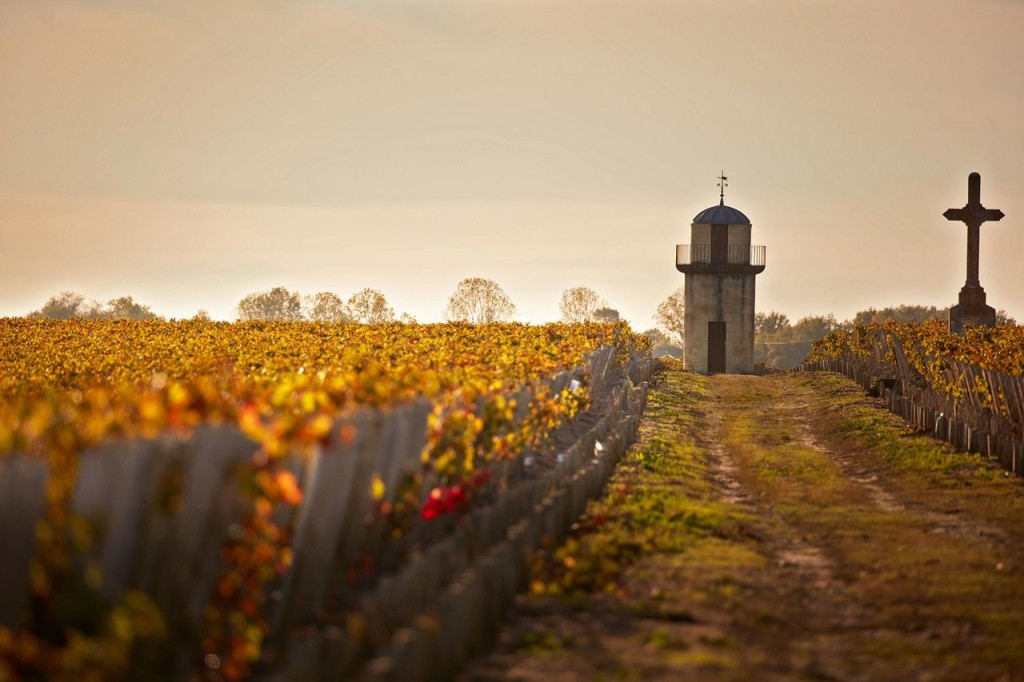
[809,318,1024,409]
[0,318,649,680]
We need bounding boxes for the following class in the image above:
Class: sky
[1,0,1022,328]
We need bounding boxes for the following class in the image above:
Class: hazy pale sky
[2,0,1022,327]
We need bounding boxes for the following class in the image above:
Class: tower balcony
[676,244,766,275]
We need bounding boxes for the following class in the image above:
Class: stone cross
[943,172,1004,333]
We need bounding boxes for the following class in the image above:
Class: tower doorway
[708,321,727,374]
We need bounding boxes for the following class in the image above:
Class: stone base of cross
[949,288,995,334]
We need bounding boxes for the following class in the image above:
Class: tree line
[753,305,1016,369]
[26,292,162,321]
[25,288,1013,371]
[644,301,1018,368]
[22,279,647,326]
[234,279,521,324]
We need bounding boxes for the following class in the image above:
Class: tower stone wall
[683,271,757,373]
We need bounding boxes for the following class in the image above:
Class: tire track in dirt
[702,407,749,506]
[785,387,1012,548]
[709,373,1024,681]
[786,396,906,513]
[704,375,874,678]
[702,383,841,598]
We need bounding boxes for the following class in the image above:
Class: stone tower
[675,174,765,373]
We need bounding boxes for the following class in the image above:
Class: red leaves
[421,484,468,520]
[420,469,492,520]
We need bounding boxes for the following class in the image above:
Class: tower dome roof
[692,201,751,225]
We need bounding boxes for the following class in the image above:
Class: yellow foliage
[0,318,651,680]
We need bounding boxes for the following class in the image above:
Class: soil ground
[458,367,1024,682]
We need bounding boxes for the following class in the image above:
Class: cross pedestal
[948,289,994,334]
[943,172,1004,334]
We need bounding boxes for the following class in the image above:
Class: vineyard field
[809,318,1024,382]
[0,319,652,681]
[807,319,1024,468]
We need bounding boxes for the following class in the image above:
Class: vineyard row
[806,320,1024,477]
[0,320,651,681]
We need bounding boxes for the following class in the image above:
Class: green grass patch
[517,630,575,653]
[529,369,752,597]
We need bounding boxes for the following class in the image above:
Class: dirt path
[459,368,1024,681]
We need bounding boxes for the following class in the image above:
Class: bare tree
[444,277,516,323]
[100,296,160,320]
[237,287,304,321]
[558,287,606,323]
[30,292,159,320]
[306,291,350,322]
[79,299,106,319]
[655,287,685,348]
[592,307,620,323]
[193,309,212,321]
[31,291,87,319]
[347,288,395,324]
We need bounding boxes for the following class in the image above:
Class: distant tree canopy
[592,307,620,323]
[444,277,516,323]
[558,287,607,323]
[27,287,403,323]
[851,305,1014,327]
[754,311,790,336]
[655,287,685,348]
[851,305,948,325]
[235,287,398,323]
[347,288,395,324]
[642,327,681,357]
[32,291,87,319]
[755,312,843,369]
[101,296,161,320]
[30,291,160,320]
[305,292,350,323]
[791,314,843,340]
[845,304,1018,327]
[237,287,304,322]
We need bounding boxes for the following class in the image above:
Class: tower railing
[676,244,766,268]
